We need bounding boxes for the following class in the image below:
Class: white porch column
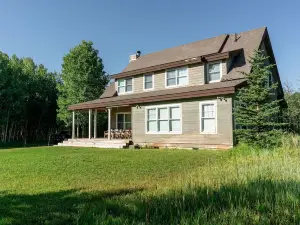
[88,109,92,139]
[94,109,97,138]
[108,108,111,140]
[72,111,75,139]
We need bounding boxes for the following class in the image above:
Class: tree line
[0,40,108,144]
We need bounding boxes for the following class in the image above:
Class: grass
[0,146,300,224]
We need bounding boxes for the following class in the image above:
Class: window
[144,74,154,90]
[206,62,222,83]
[200,101,217,134]
[166,67,188,87]
[118,78,133,94]
[146,104,181,134]
[117,113,131,129]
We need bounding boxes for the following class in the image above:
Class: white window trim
[143,73,154,91]
[116,112,131,129]
[199,100,218,134]
[117,77,134,95]
[145,104,182,134]
[206,61,222,83]
[165,66,189,88]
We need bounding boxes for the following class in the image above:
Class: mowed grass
[1,146,300,224]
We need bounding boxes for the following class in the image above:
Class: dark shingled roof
[122,34,228,72]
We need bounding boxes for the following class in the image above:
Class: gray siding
[116,61,228,94]
[131,97,233,148]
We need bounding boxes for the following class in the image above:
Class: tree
[0,52,58,144]
[234,50,284,148]
[283,83,300,133]
[57,41,109,134]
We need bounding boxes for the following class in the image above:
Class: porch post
[94,109,97,138]
[72,111,75,139]
[108,108,111,140]
[88,109,92,139]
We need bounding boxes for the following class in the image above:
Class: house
[67,27,283,149]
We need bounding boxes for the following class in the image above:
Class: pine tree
[234,50,284,148]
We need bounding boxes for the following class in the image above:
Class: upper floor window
[166,67,188,87]
[118,78,133,94]
[144,74,154,90]
[206,62,222,83]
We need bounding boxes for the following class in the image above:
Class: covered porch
[70,106,132,141]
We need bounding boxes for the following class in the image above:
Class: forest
[0,40,108,145]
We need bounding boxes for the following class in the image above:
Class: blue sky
[0,0,299,88]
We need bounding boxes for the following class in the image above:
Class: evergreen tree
[234,50,284,148]
[57,41,109,133]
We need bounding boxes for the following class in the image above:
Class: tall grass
[1,143,300,224]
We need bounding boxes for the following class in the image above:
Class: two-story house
[67,27,284,149]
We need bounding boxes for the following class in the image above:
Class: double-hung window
[206,62,222,83]
[117,113,131,129]
[118,78,133,94]
[200,101,217,134]
[144,74,154,90]
[166,67,188,87]
[146,104,181,134]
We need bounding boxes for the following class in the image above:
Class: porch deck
[57,138,131,149]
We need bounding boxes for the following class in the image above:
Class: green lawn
[0,146,300,224]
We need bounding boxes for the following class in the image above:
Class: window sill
[146,132,182,135]
[165,84,189,89]
[118,91,133,95]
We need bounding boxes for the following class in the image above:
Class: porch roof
[68,79,246,111]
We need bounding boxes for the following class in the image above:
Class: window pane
[117,114,124,123]
[202,118,216,133]
[170,107,180,119]
[145,82,153,89]
[209,72,220,81]
[145,74,152,82]
[177,76,188,85]
[158,108,168,120]
[148,121,157,132]
[118,122,124,130]
[118,86,125,93]
[118,79,125,86]
[148,109,156,120]
[125,122,131,129]
[208,63,220,82]
[126,78,132,85]
[208,63,220,73]
[126,85,132,92]
[125,114,131,122]
[167,70,176,79]
[170,120,180,132]
[202,104,215,118]
[158,120,169,132]
[178,68,187,77]
[167,78,176,86]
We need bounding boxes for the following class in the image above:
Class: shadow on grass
[0,141,50,150]
[1,180,300,224]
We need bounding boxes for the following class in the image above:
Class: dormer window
[118,78,133,94]
[144,74,154,90]
[206,61,222,83]
[166,67,188,87]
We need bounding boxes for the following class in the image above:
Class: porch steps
[57,138,129,149]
